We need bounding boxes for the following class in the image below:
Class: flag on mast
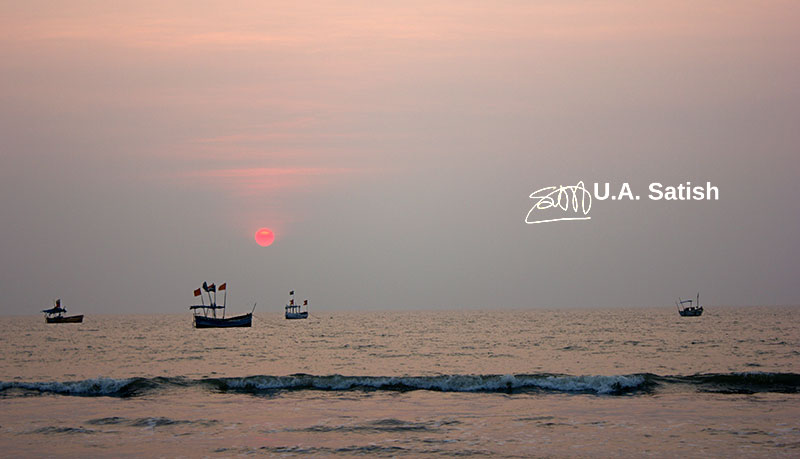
[193,288,202,297]
[218,283,226,291]
[289,290,294,295]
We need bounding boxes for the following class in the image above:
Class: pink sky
[1,1,798,313]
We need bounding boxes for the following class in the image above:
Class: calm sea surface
[1,306,798,457]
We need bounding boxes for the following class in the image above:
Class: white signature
[525,181,592,224]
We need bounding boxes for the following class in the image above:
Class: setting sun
[255,228,275,247]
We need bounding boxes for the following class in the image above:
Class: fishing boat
[676,293,703,317]
[190,282,254,328]
[285,290,309,319]
[42,299,84,324]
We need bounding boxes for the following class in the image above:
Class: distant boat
[285,290,309,319]
[676,293,704,317]
[190,282,254,328]
[42,299,84,324]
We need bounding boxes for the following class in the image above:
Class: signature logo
[525,181,592,224]
[526,181,719,224]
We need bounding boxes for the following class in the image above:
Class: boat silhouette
[676,293,704,317]
[42,299,83,323]
[190,282,254,328]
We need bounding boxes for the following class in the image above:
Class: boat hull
[285,312,308,320]
[193,313,252,328]
[46,315,84,324]
[678,308,703,317]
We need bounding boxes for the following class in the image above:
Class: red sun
[255,228,275,247]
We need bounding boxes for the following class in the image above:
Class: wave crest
[207,373,649,395]
[0,377,158,397]
[2,372,796,398]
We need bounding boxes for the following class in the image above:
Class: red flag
[218,283,226,291]
[303,300,308,306]
[290,299,294,305]
[208,283,216,292]
[193,288,202,297]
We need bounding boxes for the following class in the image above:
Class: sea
[1,306,798,457]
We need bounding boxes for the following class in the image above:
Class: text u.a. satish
[595,182,719,201]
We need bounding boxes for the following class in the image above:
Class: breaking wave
[0,377,161,397]
[205,373,650,395]
[1,372,797,398]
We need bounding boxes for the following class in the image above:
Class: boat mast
[203,282,215,318]
[211,284,217,318]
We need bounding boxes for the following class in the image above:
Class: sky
[1,1,799,314]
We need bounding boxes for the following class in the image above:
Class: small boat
[285,290,309,319]
[193,313,253,328]
[42,299,84,324]
[190,282,254,328]
[676,293,704,317]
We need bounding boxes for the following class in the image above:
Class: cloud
[177,166,357,195]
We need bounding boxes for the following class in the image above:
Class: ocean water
[1,306,798,457]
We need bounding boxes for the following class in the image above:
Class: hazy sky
[2,1,798,314]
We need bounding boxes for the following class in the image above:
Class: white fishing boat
[676,293,703,317]
[285,290,309,319]
[190,282,255,328]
